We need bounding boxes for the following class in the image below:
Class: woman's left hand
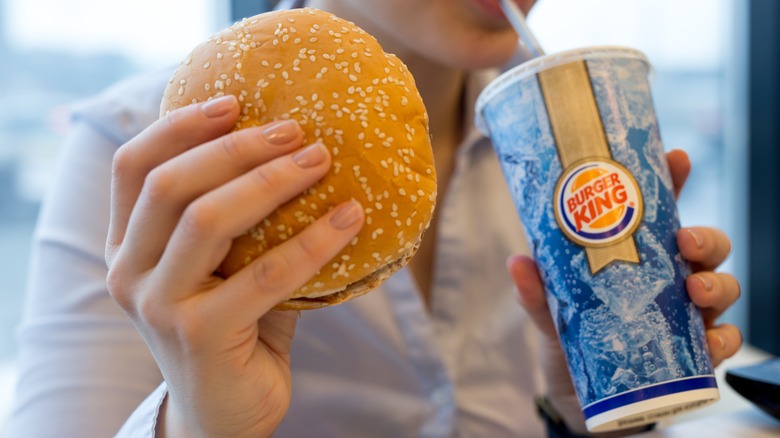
[507,149,743,433]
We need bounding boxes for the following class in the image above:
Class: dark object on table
[726,357,780,421]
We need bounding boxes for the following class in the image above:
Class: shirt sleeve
[6,79,167,437]
[115,382,169,438]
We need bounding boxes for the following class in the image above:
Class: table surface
[645,345,780,437]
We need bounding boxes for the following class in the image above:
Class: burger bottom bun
[273,241,420,311]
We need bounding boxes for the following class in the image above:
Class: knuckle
[106,260,134,313]
[250,165,279,190]
[721,273,741,298]
[734,326,744,348]
[166,308,208,345]
[218,132,247,162]
[162,105,188,131]
[111,145,136,180]
[133,292,161,325]
[294,233,322,261]
[143,166,178,203]
[720,233,733,257]
[253,254,291,293]
[180,200,220,241]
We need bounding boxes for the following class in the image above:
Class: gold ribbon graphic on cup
[539,61,642,273]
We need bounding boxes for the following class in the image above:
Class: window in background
[0,0,228,430]
[528,0,748,333]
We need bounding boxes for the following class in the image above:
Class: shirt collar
[460,68,501,156]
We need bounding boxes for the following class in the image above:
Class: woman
[8,0,741,436]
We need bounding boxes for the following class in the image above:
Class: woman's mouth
[471,0,516,19]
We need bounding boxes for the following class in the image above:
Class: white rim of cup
[474,45,651,135]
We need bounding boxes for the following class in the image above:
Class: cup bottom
[585,380,720,432]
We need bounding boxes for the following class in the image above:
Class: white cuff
[115,381,168,438]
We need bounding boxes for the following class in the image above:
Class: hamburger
[160,8,437,310]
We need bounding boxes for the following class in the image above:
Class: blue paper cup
[476,46,719,432]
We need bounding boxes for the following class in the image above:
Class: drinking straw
[499,0,545,57]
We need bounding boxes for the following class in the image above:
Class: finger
[119,121,305,272]
[677,226,732,272]
[666,149,691,199]
[210,200,365,322]
[154,143,332,292]
[706,324,743,367]
[507,255,578,403]
[107,96,240,264]
[507,255,558,339]
[686,272,741,325]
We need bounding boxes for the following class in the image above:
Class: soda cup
[475,46,719,432]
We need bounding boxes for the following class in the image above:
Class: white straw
[499,0,545,58]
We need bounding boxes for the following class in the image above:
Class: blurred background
[1,0,778,433]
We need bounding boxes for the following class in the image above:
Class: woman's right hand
[105,95,365,437]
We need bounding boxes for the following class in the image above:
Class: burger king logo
[554,159,643,247]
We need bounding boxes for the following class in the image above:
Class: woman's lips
[471,0,513,19]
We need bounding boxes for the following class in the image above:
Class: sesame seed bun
[160,8,436,310]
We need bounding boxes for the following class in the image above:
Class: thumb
[507,254,557,340]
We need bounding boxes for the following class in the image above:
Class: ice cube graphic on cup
[476,47,719,432]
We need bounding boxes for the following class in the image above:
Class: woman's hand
[507,149,742,434]
[105,95,365,437]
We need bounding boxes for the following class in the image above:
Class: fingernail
[263,120,301,145]
[697,274,713,292]
[201,95,236,118]
[292,143,328,168]
[329,200,363,230]
[686,228,704,249]
[717,334,727,351]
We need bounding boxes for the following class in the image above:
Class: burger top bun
[160,8,437,310]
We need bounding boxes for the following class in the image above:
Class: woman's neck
[404,56,466,148]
